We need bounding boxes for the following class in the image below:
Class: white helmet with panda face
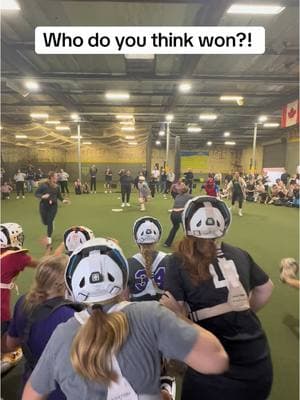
[133,216,162,245]
[182,196,231,239]
[65,238,128,304]
[0,223,24,249]
[63,226,95,255]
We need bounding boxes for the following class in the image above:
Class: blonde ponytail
[70,307,129,384]
[140,243,156,279]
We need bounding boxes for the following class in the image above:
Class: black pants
[121,185,131,203]
[60,181,69,194]
[187,181,193,194]
[232,193,243,208]
[166,181,172,194]
[40,203,58,237]
[164,211,182,246]
[16,181,24,196]
[90,177,96,191]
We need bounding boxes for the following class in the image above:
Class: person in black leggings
[120,170,133,207]
[35,171,70,247]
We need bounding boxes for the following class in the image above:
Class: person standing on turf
[104,168,113,194]
[14,169,26,199]
[227,171,246,216]
[120,170,133,208]
[89,165,98,194]
[59,169,70,195]
[35,172,70,248]
[22,238,228,400]
[184,169,194,194]
[161,196,274,400]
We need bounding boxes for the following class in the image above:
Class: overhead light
[120,121,134,125]
[70,113,80,120]
[70,135,83,139]
[258,115,268,123]
[227,4,285,15]
[56,126,70,131]
[125,135,135,140]
[116,114,134,120]
[206,141,212,146]
[166,114,174,122]
[1,0,20,10]
[24,80,39,91]
[45,120,60,125]
[105,92,130,100]
[36,141,45,144]
[220,95,244,102]
[199,114,217,120]
[0,126,3,130]
[155,140,161,145]
[30,113,49,119]
[224,131,231,137]
[82,141,92,145]
[121,126,135,131]
[187,126,202,133]
[263,122,280,128]
[179,82,191,93]
[125,54,155,60]
[128,142,138,145]
[159,130,165,136]
[225,141,236,145]
[15,135,27,139]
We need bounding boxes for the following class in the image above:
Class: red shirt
[204,178,217,197]
[1,249,32,322]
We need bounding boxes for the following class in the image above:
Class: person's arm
[35,184,48,199]
[249,279,273,312]
[284,278,300,289]
[22,381,46,400]
[53,241,65,256]
[3,334,21,353]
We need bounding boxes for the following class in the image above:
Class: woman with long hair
[227,171,246,216]
[3,255,81,399]
[161,196,274,400]
[128,216,168,301]
[22,237,228,400]
[35,171,70,247]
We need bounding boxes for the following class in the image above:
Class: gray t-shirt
[173,193,193,208]
[30,301,198,399]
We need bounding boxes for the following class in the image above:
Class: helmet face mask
[182,196,231,239]
[133,216,162,245]
[65,238,129,304]
[63,226,95,255]
[0,223,24,249]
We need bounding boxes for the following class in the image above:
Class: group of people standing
[1,196,275,400]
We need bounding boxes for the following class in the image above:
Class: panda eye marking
[196,220,202,227]
[79,277,85,288]
[217,221,220,227]
[108,273,115,282]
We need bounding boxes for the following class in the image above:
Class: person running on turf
[164,185,192,248]
[227,171,246,216]
[22,237,228,400]
[35,172,70,248]
[4,255,83,400]
[161,196,274,400]
[128,217,168,301]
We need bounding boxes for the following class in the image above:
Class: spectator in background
[14,169,26,199]
[0,167,5,184]
[74,179,82,195]
[204,173,217,197]
[255,180,267,203]
[184,169,194,194]
[149,174,156,198]
[120,170,133,208]
[224,173,233,185]
[1,182,13,200]
[35,169,44,181]
[170,178,186,200]
[89,165,98,194]
[166,169,175,195]
[227,172,246,216]
[26,167,35,193]
[159,168,167,194]
[280,169,290,186]
[59,169,70,195]
[104,168,113,194]
[141,166,148,179]
[82,182,90,194]
[245,178,255,202]
[152,165,160,193]
[214,172,222,186]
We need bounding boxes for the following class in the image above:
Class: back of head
[0,223,24,250]
[66,238,129,384]
[63,226,95,255]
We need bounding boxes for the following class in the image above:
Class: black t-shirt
[120,175,133,186]
[164,242,270,377]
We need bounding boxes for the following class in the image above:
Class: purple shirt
[8,295,75,400]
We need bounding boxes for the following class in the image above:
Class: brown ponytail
[140,243,156,279]
[70,305,129,384]
[175,237,216,285]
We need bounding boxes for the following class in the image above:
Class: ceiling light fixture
[224,131,231,137]
[187,126,202,133]
[258,115,268,123]
[56,126,70,131]
[15,135,27,139]
[1,0,20,10]
[116,114,134,120]
[206,141,212,146]
[125,135,135,140]
[45,120,61,125]
[70,135,82,139]
[179,82,191,93]
[227,4,285,15]
[70,113,80,120]
[105,92,130,100]
[166,114,174,122]
[30,113,49,119]
[128,142,138,145]
[125,54,155,60]
[225,141,236,145]
[36,141,45,144]
[199,114,217,120]
[220,95,244,102]
[263,122,280,128]
[24,80,39,91]
[121,126,135,131]
[82,141,92,145]
[120,121,134,125]
[159,130,165,136]
[155,140,161,145]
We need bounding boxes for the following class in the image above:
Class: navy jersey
[127,251,169,301]
[35,183,63,205]
[164,242,272,380]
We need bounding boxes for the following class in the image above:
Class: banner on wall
[281,99,299,128]
[180,150,209,173]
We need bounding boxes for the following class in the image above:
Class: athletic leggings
[121,185,131,203]
[16,181,25,196]
[164,211,182,247]
[39,203,57,237]
[90,177,96,191]
[232,193,243,208]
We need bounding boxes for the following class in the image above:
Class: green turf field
[2,190,299,400]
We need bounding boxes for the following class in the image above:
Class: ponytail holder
[92,304,103,311]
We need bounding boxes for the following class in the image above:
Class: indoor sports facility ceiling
[1,0,299,150]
